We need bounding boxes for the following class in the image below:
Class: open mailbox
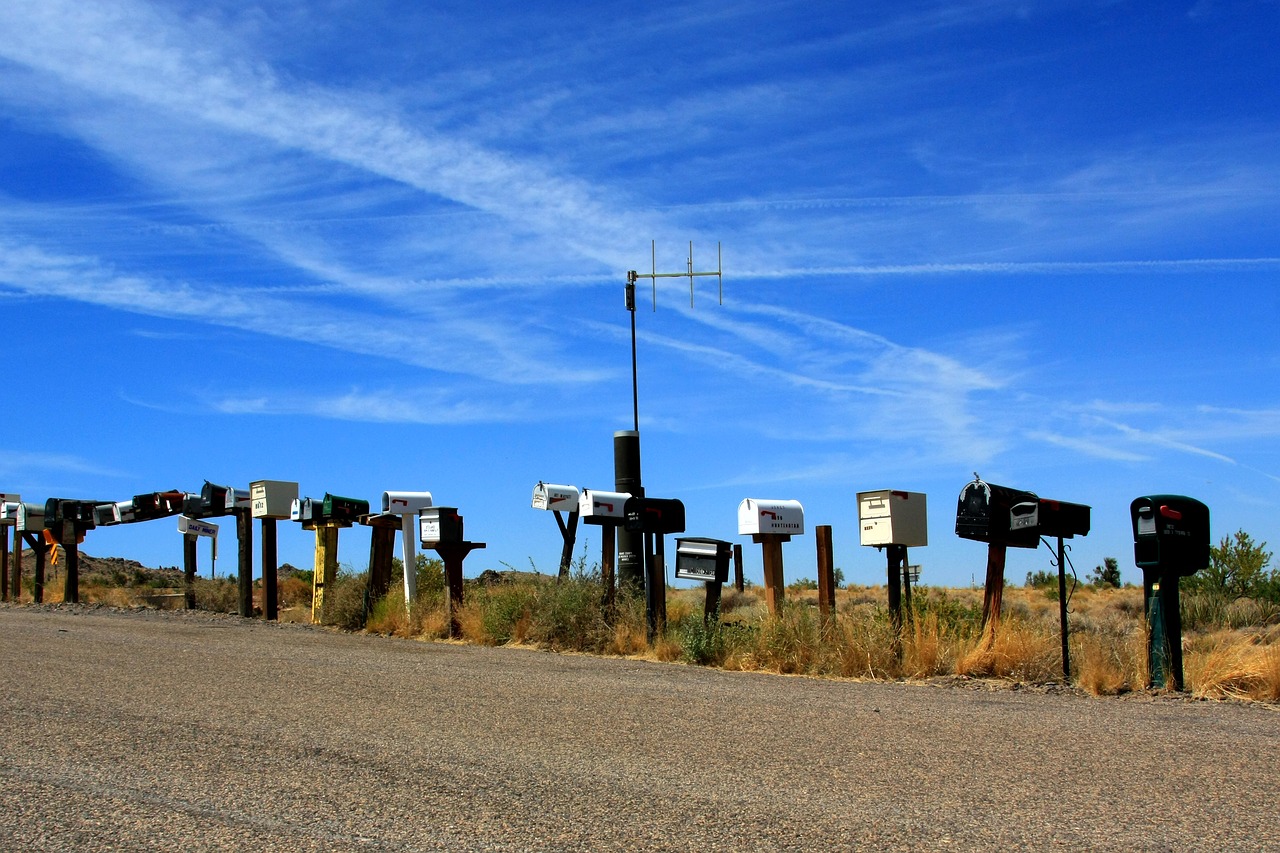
[1131,495,1210,577]
[532,483,580,513]
[578,490,629,525]
[738,499,804,537]
[954,478,1039,548]
[858,490,927,547]
[675,537,731,583]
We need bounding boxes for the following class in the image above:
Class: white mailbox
[93,503,120,527]
[16,503,45,533]
[224,488,251,512]
[532,482,580,512]
[738,499,805,536]
[382,490,433,514]
[251,480,298,519]
[419,506,463,544]
[578,489,630,525]
[857,489,928,548]
[111,501,137,525]
[1,495,20,525]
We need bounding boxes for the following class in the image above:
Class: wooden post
[600,524,616,618]
[431,541,485,639]
[703,581,723,624]
[979,542,1007,631]
[755,534,787,615]
[733,544,744,593]
[887,544,905,659]
[311,524,340,624]
[21,533,42,603]
[2,525,9,602]
[183,532,197,609]
[64,522,80,604]
[901,548,914,627]
[815,525,835,620]
[236,509,254,617]
[555,511,579,578]
[261,518,278,621]
[363,518,397,624]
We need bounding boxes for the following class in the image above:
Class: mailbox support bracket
[428,541,486,639]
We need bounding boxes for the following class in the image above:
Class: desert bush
[192,578,238,613]
[321,571,370,630]
[524,570,610,652]
[277,575,312,609]
[1186,632,1280,701]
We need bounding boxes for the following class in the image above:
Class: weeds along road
[1,605,1276,852]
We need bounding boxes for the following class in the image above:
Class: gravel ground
[1,603,1276,851]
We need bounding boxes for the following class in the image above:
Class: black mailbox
[955,478,1039,548]
[1009,498,1091,540]
[43,498,98,530]
[1131,495,1210,577]
[182,481,232,519]
[623,497,686,535]
[132,490,185,522]
[321,493,369,524]
[675,537,731,583]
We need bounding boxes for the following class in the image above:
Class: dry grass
[1186,631,1280,701]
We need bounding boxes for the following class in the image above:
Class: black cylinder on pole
[614,430,645,591]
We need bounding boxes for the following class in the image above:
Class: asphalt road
[1,604,1276,851]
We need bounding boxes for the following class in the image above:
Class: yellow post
[311,524,340,623]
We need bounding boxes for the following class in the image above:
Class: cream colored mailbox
[738,498,805,537]
[857,490,928,548]
[250,480,298,520]
[532,482,580,512]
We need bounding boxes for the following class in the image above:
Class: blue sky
[2,0,1278,588]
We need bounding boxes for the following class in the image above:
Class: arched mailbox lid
[1,494,20,525]
[624,497,686,534]
[16,502,45,532]
[738,499,804,536]
[954,478,1039,548]
[224,488,251,512]
[382,490,433,514]
[532,482,580,512]
[579,489,630,525]
[1131,495,1210,576]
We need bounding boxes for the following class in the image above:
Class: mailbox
[623,497,686,535]
[532,482,580,513]
[16,503,45,533]
[130,491,185,522]
[420,506,464,544]
[1,494,19,525]
[93,502,122,527]
[1009,498,1091,540]
[110,501,137,525]
[322,493,369,524]
[251,480,299,520]
[291,497,320,525]
[675,537,731,583]
[579,489,629,525]
[738,499,804,537]
[43,498,98,531]
[1131,495,1210,577]
[382,490,432,515]
[182,481,235,519]
[954,478,1038,548]
[858,490,927,547]
[224,488,251,512]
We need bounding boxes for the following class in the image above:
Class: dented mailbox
[532,483,580,513]
[675,537,731,583]
[578,490,629,525]
[858,490,928,547]
[738,499,804,537]
[954,479,1039,548]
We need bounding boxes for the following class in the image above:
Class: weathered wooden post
[815,524,835,621]
[738,499,804,617]
[733,544,744,593]
[359,511,399,624]
[183,531,198,609]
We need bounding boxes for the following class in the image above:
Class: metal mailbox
[130,491,185,522]
[224,488,251,512]
[93,502,121,527]
[738,499,804,537]
[1009,498,1091,540]
[251,480,299,520]
[321,493,369,524]
[675,537,731,583]
[420,506,464,544]
[532,482,580,513]
[578,489,629,525]
[1,494,19,525]
[1131,495,1210,577]
[954,478,1038,548]
[858,490,927,547]
[623,497,686,535]
[291,497,320,525]
[16,503,45,533]
[43,498,98,530]
[382,490,432,515]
